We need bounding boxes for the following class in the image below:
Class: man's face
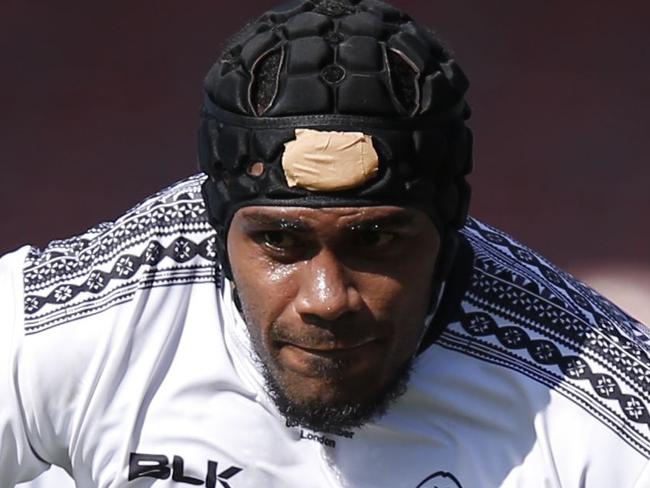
[227,205,440,432]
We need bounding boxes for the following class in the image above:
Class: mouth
[275,337,387,379]
[281,337,381,354]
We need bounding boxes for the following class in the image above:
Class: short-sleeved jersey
[2,174,650,488]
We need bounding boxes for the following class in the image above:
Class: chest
[68,372,557,488]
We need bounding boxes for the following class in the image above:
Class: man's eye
[355,231,395,248]
[259,231,297,250]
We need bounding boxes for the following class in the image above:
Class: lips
[269,320,391,379]
[270,320,388,351]
[275,337,387,380]
[280,336,381,353]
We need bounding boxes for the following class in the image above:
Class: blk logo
[128,453,242,488]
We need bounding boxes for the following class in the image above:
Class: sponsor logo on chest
[128,453,242,488]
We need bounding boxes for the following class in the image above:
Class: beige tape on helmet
[282,129,379,192]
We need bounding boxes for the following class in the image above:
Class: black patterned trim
[22,174,221,333]
[452,217,650,457]
[438,328,650,458]
[464,218,650,354]
[24,175,210,292]
[459,308,650,424]
[466,268,650,402]
[24,236,217,315]
[24,266,217,335]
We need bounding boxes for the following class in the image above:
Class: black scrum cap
[198,0,473,279]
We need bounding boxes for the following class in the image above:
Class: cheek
[358,256,437,351]
[357,271,432,338]
[360,255,436,315]
[230,252,299,337]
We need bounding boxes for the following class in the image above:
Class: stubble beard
[236,291,418,435]
[256,345,415,435]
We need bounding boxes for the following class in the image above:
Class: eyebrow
[346,213,415,231]
[243,214,311,232]
[242,211,416,232]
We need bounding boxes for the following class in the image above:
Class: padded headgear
[199,0,473,279]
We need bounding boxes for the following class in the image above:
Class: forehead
[231,205,432,230]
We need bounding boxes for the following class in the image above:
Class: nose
[293,250,361,322]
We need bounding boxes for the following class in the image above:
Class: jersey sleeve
[0,247,50,486]
[633,460,650,487]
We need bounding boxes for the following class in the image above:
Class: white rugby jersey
[2,174,650,488]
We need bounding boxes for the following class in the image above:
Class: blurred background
[1,4,648,319]
[2,1,648,485]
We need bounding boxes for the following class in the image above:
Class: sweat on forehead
[235,205,419,232]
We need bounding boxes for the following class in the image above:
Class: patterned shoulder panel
[23,174,219,334]
[443,217,650,457]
